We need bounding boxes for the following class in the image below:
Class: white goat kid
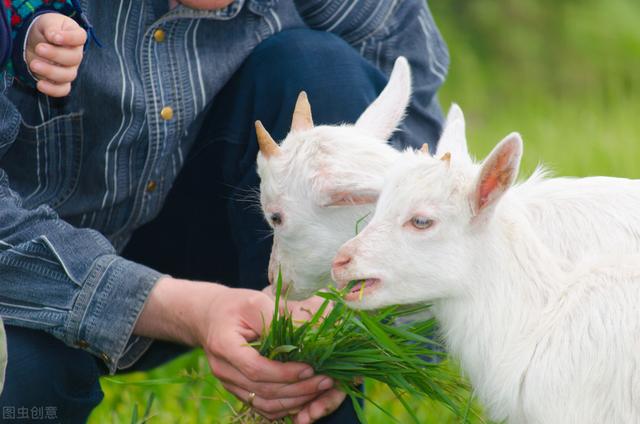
[255,58,411,299]
[332,136,640,423]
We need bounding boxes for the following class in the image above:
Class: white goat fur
[256,58,411,299]
[257,55,640,302]
[332,136,640,423]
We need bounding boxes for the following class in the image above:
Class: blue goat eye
[411,216,435,230]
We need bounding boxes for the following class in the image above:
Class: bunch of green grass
[240,273,470,424]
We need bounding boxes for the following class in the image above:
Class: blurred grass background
[434,0,640,178]
[90,0,640,422]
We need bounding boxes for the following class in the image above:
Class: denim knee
[234,28,388,140]
[207,26,391,194]
[0,326,103,423]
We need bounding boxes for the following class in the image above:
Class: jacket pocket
[1,112,83,209]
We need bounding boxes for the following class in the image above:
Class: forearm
[1,4,10,72]
[133,276,228,348]
[0,317,6,395]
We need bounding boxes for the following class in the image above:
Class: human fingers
[209,328,315,384]
[35,43,83,67]
[259,285,327,316]
[204,291,315,384]
[45,25,87,47]
[209,355,333,399]
[35,80,71,97]
[292,389,347,424]
[29,59,77,84]
[286,295,333,322]
[223,382,320,419]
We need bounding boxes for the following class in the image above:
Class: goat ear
[320,184,380,207]
[472,133,523,216]
[321,189,379,207]
[435,104,472,165]
[355,56,412,140]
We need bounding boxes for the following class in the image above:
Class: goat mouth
[343,278,381,301]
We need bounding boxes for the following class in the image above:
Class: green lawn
[91,349,482,424]
[90,1,640,422]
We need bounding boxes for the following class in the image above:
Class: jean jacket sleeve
[0,89,162,374]
[0,317,6,394]
[295,0,450,149]
[1,3,10,73]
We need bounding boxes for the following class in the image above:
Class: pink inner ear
[477,148,515,210]
[326,191,378,206]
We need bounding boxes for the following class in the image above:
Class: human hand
[284,296,349,424]
[200,286,339,420]
[260,286,349,423]
[135,277,347,421]
[261,285,331,322]
[25,13,87,97]
[292,389,348,424]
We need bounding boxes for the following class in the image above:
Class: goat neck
[434,193,565,420]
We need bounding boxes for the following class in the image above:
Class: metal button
[100,352,111,363]
[160,106,174,121]
[76,340,89,349]
[153,28,166,43]
[146,180,157,193]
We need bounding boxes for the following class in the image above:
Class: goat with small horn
[255,91,315,158]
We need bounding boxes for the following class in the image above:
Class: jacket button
[76,340,90,348]
[160,106,174,121]
[100,352,111,363]
[146,180,157,193]
[153,28,166,43]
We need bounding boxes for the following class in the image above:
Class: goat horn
[255,120,280,158]
[420,144,430,155]
[291,91,314,132]
[440,152,452,163]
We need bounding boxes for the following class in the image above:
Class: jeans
[1,28,436,423]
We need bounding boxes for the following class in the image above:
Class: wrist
[133,276,229,347]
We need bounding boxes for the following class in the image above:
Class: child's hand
[25,13,87,97]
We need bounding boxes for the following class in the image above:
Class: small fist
[25,13,87,97]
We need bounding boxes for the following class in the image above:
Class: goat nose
[332,254,352,270]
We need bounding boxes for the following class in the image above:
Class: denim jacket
[0,0,449,373]
[0,317,6,393]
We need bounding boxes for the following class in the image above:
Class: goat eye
[270,212,283,226]
[411,216,435,230]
